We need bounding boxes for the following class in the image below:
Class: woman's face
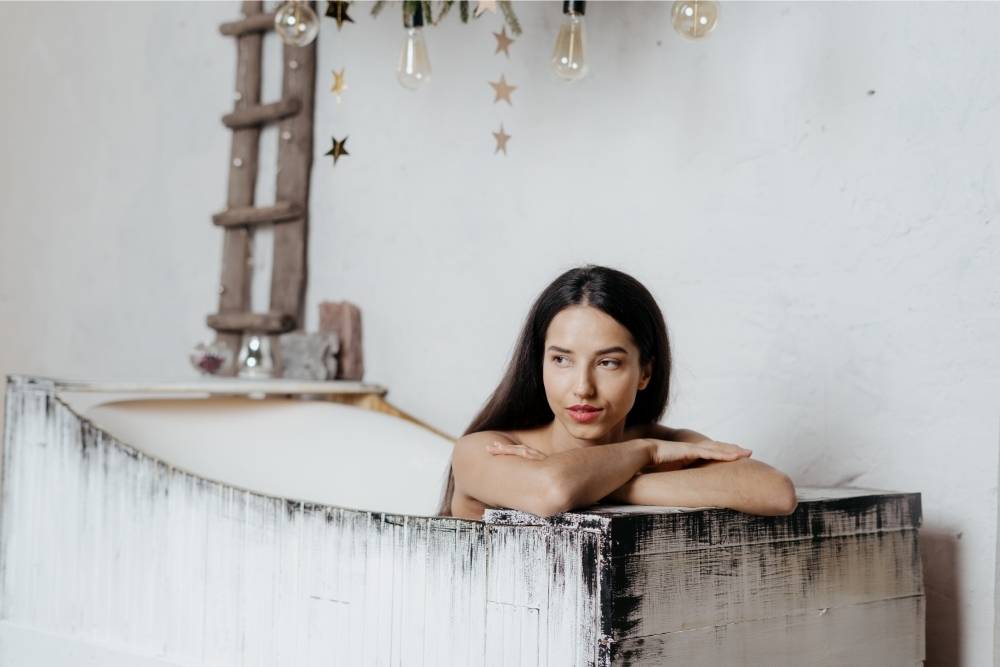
[542,304,652,440]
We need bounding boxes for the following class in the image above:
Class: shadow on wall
[921,528,962,666]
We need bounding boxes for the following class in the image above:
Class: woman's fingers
[698,442,751,459]
[487,441,547,460]
[652,439,752,466]
[698,440,752,457]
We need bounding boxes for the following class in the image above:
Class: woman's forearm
[603,457,798,516]
[544,439,653,513]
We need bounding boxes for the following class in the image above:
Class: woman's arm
[546,437,754,514]
[607,423,797,515]
[603,456,798,516]
[541,439,655,515]
[455,432,655,518]
[482,426,795,517]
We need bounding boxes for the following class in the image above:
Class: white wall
[1,2,997,664]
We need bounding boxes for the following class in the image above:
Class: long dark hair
[436,264,673,517]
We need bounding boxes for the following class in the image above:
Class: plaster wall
[0,2,997,664]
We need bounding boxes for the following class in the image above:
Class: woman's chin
[564,418,609,438]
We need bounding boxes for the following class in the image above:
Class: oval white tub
[77,395,454,517]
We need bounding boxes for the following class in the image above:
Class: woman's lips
[568,407,603,423]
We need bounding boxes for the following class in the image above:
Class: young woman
[438,264,798,521]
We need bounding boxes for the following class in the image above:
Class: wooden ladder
[209,0,317,375]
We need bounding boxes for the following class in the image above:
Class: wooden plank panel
[201,486,246,664]
[240,492,281,666]
[610,595,925,667]
[604,494,921,560]
[162,470,209,662]
[487,526,547,665]
[272,500,303,666]
[609,529,922,640]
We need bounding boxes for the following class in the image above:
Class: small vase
[236,333,275,378]
[189,341,234,376]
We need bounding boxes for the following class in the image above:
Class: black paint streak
[580,532,599,601]
[600,493,922,643]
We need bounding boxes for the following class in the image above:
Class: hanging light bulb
[551,1,589,82]
[397,2,431,90]
[274,0,320,47]
[671,0,719,40]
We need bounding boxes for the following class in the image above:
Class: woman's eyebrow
[546,345,628,355]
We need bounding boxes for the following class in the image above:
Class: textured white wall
[0,2,997,664]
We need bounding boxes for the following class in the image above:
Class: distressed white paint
[1,375,924,666]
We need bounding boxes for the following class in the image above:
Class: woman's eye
[600,359,621,368]
[551,355,567,364]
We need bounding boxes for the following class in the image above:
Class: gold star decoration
[489,74,517,106]
[330,68,347,102]
[474,0,497,17]
[492,124,511,155]
[325,136,349,164]
[493,26,514,57]
[325,1,354,29]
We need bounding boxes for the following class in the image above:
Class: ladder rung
[207,311,296,334]
[212,202,303,227]
[223,98,301,129]
[219,13,276,37]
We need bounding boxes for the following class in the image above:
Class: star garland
[488,13,516,156]
[325,136,350,164]
[330,67,348,102]
[493,26,514,58]
[492,124,510,155]
[325,1,354,29]
[489,74,517,105]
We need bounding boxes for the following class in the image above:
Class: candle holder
[236,333,275,378]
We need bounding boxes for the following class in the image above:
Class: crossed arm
[481,424,798,517]
[599,424,798,516]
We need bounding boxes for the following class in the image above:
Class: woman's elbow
[528,472,574,518]
[500,470,570,519]
[772,475,799,515]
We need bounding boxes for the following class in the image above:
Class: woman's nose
[574,369,595,397]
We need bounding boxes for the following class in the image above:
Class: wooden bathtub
[0,375,925,666]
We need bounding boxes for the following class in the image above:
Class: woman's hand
[645,438,751,468]
[486,440,548,460]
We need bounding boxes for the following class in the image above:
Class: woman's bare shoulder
[464,428,543,448]
[461,429,523,446]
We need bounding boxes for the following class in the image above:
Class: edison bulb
[551,9,588,81]
[274,0,319,47]
[398,27,431,89]
[671,0,719,40]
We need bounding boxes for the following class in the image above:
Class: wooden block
[277,332,340,381]
[318,301,364,381]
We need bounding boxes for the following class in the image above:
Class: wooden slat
[605,493,922,559]
[213,0,265,371]
[270,30,317,334]
[608,529,923,639]
[219,12,276,37]
[212,202,304,227]
[610,595,925,666]
[206,311,296,334]
[222,98,302,129]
